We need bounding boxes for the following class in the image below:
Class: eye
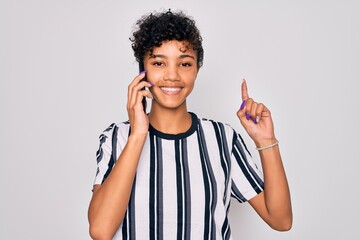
[180,62,193,67]
[152,61,164,67]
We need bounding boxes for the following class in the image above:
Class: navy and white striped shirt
[94,112,264,240]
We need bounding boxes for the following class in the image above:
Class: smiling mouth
[160,87,183,95]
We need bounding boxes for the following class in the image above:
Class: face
[143,40,199,110]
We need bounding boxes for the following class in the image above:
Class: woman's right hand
[127,71,153,137]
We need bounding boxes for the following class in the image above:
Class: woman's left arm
[236,80,292,231]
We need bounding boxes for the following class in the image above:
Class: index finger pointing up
[242,79,249,100]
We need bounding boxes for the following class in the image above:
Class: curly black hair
[130,10,204,68]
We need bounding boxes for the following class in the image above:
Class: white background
[1,0,359,239]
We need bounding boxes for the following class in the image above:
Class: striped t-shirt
[94,112,264,240]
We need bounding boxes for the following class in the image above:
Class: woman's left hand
[236,79,277,147]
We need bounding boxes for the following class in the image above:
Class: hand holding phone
[126,66,152,136]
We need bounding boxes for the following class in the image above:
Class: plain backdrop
[1,0,359,239]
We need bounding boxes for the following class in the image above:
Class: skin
[238,81,292,231]
[88,40,292,240]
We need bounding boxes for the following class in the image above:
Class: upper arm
[248,191,292,231]
[248,191,271,224]
[92,184,101,197]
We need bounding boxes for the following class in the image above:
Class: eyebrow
[150,54,195,60]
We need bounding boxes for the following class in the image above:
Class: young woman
[88,10,292,240]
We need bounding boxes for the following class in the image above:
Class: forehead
[150,40,196,56]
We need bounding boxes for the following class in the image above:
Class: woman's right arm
[88,72,152,240]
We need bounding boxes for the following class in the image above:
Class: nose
[163,65,180,82]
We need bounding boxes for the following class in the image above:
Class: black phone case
[139,62,147,112]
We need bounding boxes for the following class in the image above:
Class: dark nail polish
[140,70,147,75]
[253,118,257,124]
[240,100,246,110]
[148,81,154,87]
[246,113,250,120]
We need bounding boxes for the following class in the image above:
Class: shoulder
[195,114,236,137]
[98,121,131,142]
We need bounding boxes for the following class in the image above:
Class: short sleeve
[93,123,127,186]
[230,130,264,203]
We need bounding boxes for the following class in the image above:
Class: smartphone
[139,62,147,112]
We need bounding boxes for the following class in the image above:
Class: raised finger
[241,79,249,101]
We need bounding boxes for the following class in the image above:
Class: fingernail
[148,81,154,87]
[140,70,147,75]
[246,113,250,120]
[240,100,246,110]
[253,117,257,124]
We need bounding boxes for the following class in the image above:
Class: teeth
[160,87,182,92]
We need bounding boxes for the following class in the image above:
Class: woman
[88,10,292,240]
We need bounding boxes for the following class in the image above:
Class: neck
[148,102,192,134]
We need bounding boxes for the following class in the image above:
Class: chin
[152,99,186,110]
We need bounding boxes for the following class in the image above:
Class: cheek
[185,71,197,84]
[146,72,162,84]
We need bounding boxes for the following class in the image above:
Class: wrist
[255,140,279,151]
[128,133,147,143]
[254,137,278,148]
